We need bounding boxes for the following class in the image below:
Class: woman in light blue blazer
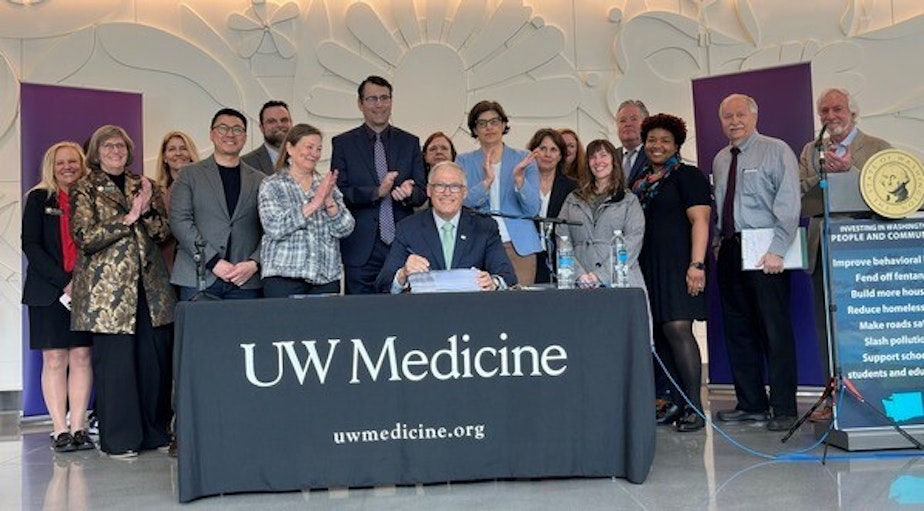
[456,100,542,285]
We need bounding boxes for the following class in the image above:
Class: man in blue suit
[615,99,650,186]
[332,76,427,294]
[376,162,516,293]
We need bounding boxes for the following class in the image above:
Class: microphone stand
[189,240,219,301]
[473,209,582,286]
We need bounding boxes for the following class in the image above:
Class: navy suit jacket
[22,189,71,306]
[332,124,427,267]
[619,147,649,186]
[374,209,517,292]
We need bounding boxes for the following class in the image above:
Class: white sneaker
[107,450,138,460]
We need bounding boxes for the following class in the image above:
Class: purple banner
[690,64,824,386]
[20,83,143,416]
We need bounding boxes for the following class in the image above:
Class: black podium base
[817,423,924,451]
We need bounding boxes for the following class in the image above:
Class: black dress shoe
[675,408,706,432]
[715,408,770,422]
[657,403,685,425]
[767,415,797,432]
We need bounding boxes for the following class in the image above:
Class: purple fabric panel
[20,82,144,416]
[690,64,824,387]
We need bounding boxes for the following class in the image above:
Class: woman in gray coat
[557,139,646,289]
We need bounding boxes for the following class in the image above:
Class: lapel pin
[460,235,467,240]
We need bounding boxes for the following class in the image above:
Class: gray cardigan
[557,190,647,289]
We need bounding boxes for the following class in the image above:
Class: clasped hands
[378,171,415,202]
[123,177,153,225]
[302,170,340,218]
[213,259,259,287]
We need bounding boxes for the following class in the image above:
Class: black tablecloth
[175,288,655,502]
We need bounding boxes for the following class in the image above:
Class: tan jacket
[70,168,176,334]
[798,129,891,271]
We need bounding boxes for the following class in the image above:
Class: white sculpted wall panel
[0,0,921,391]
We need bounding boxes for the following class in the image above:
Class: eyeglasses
[100,142,127,151]
[212,124,246,136]
[429,183,466,194]
[362,94,392,105]
[475,117,504,129]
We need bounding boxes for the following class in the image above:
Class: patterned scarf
[631,155,680,209]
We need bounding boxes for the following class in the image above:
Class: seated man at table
[376,161,516,293]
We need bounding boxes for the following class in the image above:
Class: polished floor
[2,394,923,511]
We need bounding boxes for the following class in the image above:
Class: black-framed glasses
[429,183,466,194]
[475,117,504,129]
[212,124,246,136]
[362,94,392,105]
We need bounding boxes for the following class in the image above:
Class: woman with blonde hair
[22,141,94,452]
[153,131,199,273]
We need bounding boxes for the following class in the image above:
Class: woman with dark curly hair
[631,114,712,432]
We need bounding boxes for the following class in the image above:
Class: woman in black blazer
[527,128,577,284]
[21,141,94,452]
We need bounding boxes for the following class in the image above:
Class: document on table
[409,269,482,293]
[740,227,808,270]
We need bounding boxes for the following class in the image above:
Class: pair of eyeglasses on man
[212,124,246,136]
[429,183,466,193]
[475,117,504,129]
[362,94,392,105]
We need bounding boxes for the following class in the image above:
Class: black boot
[675,407,706,432]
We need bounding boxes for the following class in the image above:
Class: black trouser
[263,276,339,298]
[717,237,798,416]
[344,238,390,294]
[92,284,172,454]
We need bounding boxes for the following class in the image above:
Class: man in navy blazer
[615,99,650,185]
[332,76,427,294]
[376,162,516,293]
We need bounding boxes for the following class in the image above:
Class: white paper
[59,293,72,311]
[409,269,483,293]
[741,227,808,271]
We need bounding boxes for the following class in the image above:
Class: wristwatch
[689,261,705,270]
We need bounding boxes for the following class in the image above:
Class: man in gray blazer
[241,100,292,175]
[170,107,265,300]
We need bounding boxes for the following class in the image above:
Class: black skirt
[27,300,92,350]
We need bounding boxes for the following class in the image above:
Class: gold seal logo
[860,149,924,219]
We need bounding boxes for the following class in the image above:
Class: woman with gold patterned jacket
[70,125,176,458]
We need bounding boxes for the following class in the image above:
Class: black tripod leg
[782,377,836,443]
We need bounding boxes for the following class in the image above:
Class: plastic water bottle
[612,229,629,288]
[557,235,575,289]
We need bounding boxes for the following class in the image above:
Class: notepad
[409,269,483,293]
[740,227,808,270]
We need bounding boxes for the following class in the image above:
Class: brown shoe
[809,405,832,422]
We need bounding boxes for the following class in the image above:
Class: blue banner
[829,217,924,428]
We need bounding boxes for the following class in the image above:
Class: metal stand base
[817,423,924,451]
